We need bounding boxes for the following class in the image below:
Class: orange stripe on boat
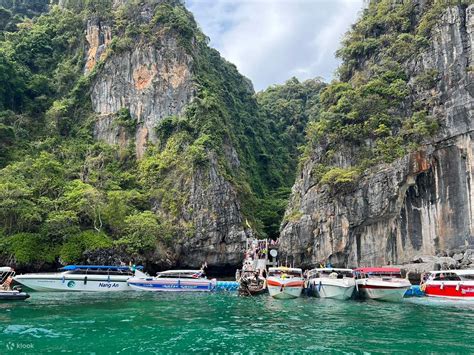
[267,280,303,287]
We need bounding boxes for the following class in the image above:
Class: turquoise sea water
[1,292,473,354]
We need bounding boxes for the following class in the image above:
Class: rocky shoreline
[395,246,474,281]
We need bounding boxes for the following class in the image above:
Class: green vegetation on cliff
[0,0,318,267]
[255,78,325,237]
[0,0,50,32]
[304,0,452,188]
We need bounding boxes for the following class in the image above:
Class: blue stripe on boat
[61,265,144,271]
[129,282,212,290]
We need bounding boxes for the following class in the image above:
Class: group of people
[256,245,267,259]
[245,238,279,261]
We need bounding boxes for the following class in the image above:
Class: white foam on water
[3,324,64,338]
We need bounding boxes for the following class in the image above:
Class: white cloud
[186,0,363,91]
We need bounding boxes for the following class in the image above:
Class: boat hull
[127,278,216,292]
[310,280,355,300]
[0,291,30,301]
[267,279,304,299]
[424,282,474,300]
[239,286,267,296]
[357,279,410,301]
[14,275,132,292]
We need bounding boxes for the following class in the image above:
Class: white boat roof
[0,267,13,272]
[429,270,474,275]
[269,267,302,272]
[308,268,353,273]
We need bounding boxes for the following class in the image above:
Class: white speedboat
[421,270,474,300]
[0,267,30,301]
[355,267,411,301]
[267,267,304,299]
[14,265,146,292]
[306,268,355,300]
[127,270,217,292]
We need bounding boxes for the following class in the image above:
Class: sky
[186,0,364,91]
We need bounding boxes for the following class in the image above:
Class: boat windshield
[460,274,474,281]
[309,270,353,279]
[431,272,462,281]
[358,272,402,279]
[268,270,302,278]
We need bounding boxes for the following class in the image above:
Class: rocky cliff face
[280,3,474,270]
[72,1,194,158]
[176,153,247,271]
[72,0,249,269]
[90,33,194,158]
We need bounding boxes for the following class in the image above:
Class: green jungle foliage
[256,78,325,237]
[0,1,50,21]
[304,0,450,189]
[0,0,317,266]
[0,0,51,36]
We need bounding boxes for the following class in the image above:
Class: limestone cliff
[54,0,264,270]
[280,2,474,269]
[58,0,193,158]
[89,25,193,158]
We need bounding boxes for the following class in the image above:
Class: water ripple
[3,324,64,338]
